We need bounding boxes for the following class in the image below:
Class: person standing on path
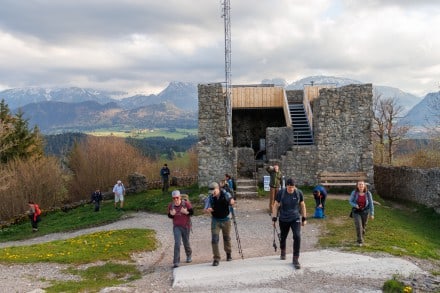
[271,178,307,269]
[160,163,171,193]
[204,181,235,266]
[112,180,125,210]
[349,181,374,246]
[266,164,283,212]
[27,201,41,232]
[168,190,193,268]
[91,188,103,212]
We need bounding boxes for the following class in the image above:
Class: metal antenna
[222,0,232,136]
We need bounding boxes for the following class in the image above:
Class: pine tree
[0,99,44,163]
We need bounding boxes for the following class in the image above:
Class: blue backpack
[314,206,324,219]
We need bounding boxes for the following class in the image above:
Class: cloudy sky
[1,0,439,97]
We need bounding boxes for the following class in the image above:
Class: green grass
[87,128,197,139]
[1,186,439,292]
[305,193,440,260]
[0,184,206,243]
[0,185,206,292]
[0,229,156,264]
[46,262,142,293]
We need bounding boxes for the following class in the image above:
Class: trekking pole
[270,215,281,252]
[230,206,244,259]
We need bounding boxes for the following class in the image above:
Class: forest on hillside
[44,132,198,159]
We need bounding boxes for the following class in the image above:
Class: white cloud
[0,0,439,97]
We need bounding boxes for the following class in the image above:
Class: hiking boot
[226,253,232,261]
[212,260,219,266]
[186,256,192,263]
[280,249,286,260]
[292,257,301,269]
[173,264,179,268]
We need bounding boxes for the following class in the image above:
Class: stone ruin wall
[197,83,234,187]
[313,84,374,186]
[198,83,374,188]
[374,166,440,213]
[260,84,374,187]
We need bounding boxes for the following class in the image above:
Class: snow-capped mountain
[1,87,123,109]
[0,76,431,134]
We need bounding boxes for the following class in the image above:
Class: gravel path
[0,197,439,293]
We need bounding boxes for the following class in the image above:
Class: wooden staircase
[234,178,258,198]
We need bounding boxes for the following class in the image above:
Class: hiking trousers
[162,178,169,192]
[353,211,369,244]
[211,218,232,261]
[279,219,301,257]
[269,187,278,211]
[173,225,192,266]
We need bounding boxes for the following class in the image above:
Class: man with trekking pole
[271,178,307,269]
[204,182,236,266]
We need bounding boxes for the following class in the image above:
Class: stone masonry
[198,83,374,189]
[374,165,440,213]
[197,83,235,187]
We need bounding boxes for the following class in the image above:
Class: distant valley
[1,76,435,136]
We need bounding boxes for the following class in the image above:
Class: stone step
[235,191,258,198]
[236,185,257,191]
[235,178,258,198]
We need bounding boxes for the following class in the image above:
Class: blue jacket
[312,185,327,198]
[349,190,374,216]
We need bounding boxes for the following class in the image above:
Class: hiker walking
[312,184,327,217]
[168,190,193,268]
[224,173,235,199]
[28,201,41,232]
[271,178,307,269]
[266,164,283,212]
[112,180,125,210]
[204,182,235,266]
[349,181,374,246]
[160,163,171,193]
[91,188,103,212]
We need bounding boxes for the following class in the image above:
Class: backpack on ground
[314,206,324,218]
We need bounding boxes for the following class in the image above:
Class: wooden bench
[318,171,368,187]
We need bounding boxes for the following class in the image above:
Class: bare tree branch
[373,92,410,165]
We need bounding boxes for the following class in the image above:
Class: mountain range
[0,76,434,135]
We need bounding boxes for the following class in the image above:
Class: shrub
[67,136,148,201]
[0,156,67,222]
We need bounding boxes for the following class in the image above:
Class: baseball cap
[172,190,181,197]
[286,178,295,186]
[208,182,219,194]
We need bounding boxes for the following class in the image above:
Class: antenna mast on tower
[222,0,232,136]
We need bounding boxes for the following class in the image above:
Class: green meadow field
[86,128,197,139]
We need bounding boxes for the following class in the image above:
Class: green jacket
[266,166,282,188]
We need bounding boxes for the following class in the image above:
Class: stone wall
[198,83,374,189]
[374,165,440,213]
[235,147,255,178]
[286,90,303,103]
[282,145,318,186]
[197,83,235,187]
[266,127,295,160]
[314,84,374,186]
